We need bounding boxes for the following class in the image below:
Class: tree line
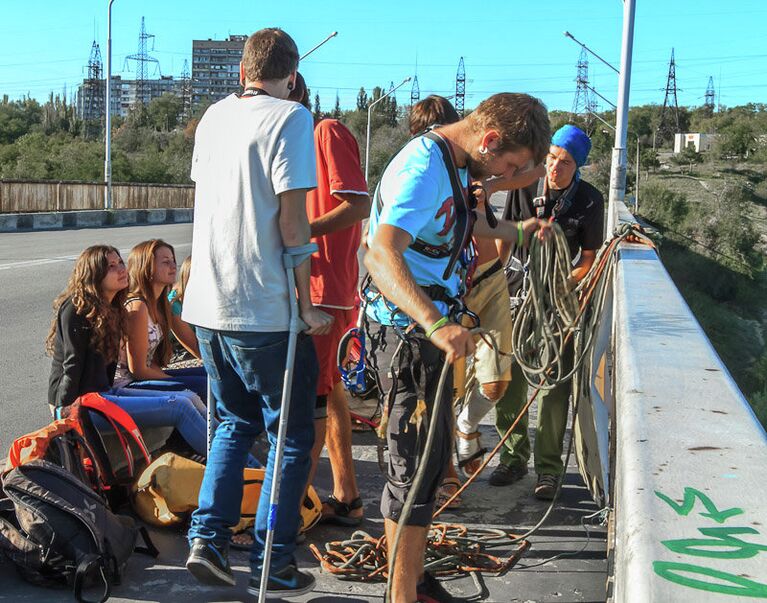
[0,91,765,189]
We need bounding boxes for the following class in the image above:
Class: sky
[0,0,765,113]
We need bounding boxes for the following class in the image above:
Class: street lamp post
[365,76,411,184]
[300,31,338,61]
[606,0,636,235]
[104,0,116,210]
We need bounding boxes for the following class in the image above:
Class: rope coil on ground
[309,524,530,581]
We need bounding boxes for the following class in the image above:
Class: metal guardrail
[610,202,767,601]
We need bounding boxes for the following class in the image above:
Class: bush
[638,181,690,227]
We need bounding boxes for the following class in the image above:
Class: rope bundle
[309,524,530,581]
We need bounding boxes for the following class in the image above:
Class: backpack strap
[73,553,111,603]
[373,130,478,281]
[422,131,478,280]
[135,526,159,558]
[0,513,47,568]
[77,394,152,466]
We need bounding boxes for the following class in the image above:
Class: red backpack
[6,393,152,491]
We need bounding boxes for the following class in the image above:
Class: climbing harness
[531,174,581,220]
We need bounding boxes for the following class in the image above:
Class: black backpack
[0,460,157,603]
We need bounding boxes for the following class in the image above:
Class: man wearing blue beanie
[491,124,605,499]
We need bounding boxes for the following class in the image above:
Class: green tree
[716,120,755,159]
[641,148,660,173]
[313,93,322,120]
[333,93,341,119]
[147,93,183,131]
[638,181,690,226]
[673,145,704,173]
[0,98,42,144]
[356,87,368,111]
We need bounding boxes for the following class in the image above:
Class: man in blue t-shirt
[364,93,552,603]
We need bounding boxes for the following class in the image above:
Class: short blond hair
[467,93,550,163]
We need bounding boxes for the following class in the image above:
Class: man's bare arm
[485,163,546,196]
[473,212,551,246]
[364,225,442,329]
[310,192,371,238]
[363,224,475,363]
[571,249,596,283]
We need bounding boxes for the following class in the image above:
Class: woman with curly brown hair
[114,239,207,398]
[46,245,220,459]
[47,244,128,408]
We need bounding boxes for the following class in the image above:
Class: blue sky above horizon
[1,0,765,113]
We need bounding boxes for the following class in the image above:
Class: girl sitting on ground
[167,255,199,358]
[114,240,207,399]
[46,245,213,458]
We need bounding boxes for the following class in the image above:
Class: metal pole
[104,0,116,210]
[635,136,640,214]
[585,83,617,109]
[300,31,337,61]
[364,76,411,184]
[564,31,620,74]
[606,0,636,236]
[257,244,315,603]
[206,378,214,454]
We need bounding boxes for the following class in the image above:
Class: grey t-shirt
[183,93,317,332]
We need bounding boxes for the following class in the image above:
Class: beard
[466,152,492,180]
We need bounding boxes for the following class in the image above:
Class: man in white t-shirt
[183,28,332,599]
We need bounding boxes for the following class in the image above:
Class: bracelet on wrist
[425,316,450,339]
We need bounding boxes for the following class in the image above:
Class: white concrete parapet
[612,206,767,601]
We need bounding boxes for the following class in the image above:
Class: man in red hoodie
[290,74,371,526]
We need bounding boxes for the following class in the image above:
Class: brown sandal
[456,429,487,478]
[436,477,462,509]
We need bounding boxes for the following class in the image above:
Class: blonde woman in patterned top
[116,239,207,399]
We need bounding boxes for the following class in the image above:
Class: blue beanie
[551,124,592,168]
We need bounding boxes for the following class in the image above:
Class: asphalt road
[0,223,193,450]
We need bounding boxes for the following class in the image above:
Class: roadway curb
[0,208,193,233]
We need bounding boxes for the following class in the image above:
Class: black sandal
[321,495,363,527]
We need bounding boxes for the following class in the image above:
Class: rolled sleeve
[271,106,317,196]
[319,120,369,196]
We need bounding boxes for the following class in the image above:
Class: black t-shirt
[503,177,605,294]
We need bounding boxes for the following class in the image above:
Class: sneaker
[534,473,559,500]
[247,564,316,599]
[416,571,455,602]
[488,463,528,487]
[185,538,235,586]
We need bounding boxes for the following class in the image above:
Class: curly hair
[46,245,127,362]
[127,239,176,367]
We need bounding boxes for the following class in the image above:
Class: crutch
[257,243,317,603]
[206,377,214,454]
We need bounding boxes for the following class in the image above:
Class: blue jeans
[188,328,318,574]
[129,366,208,400]
[103,387,209,456]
